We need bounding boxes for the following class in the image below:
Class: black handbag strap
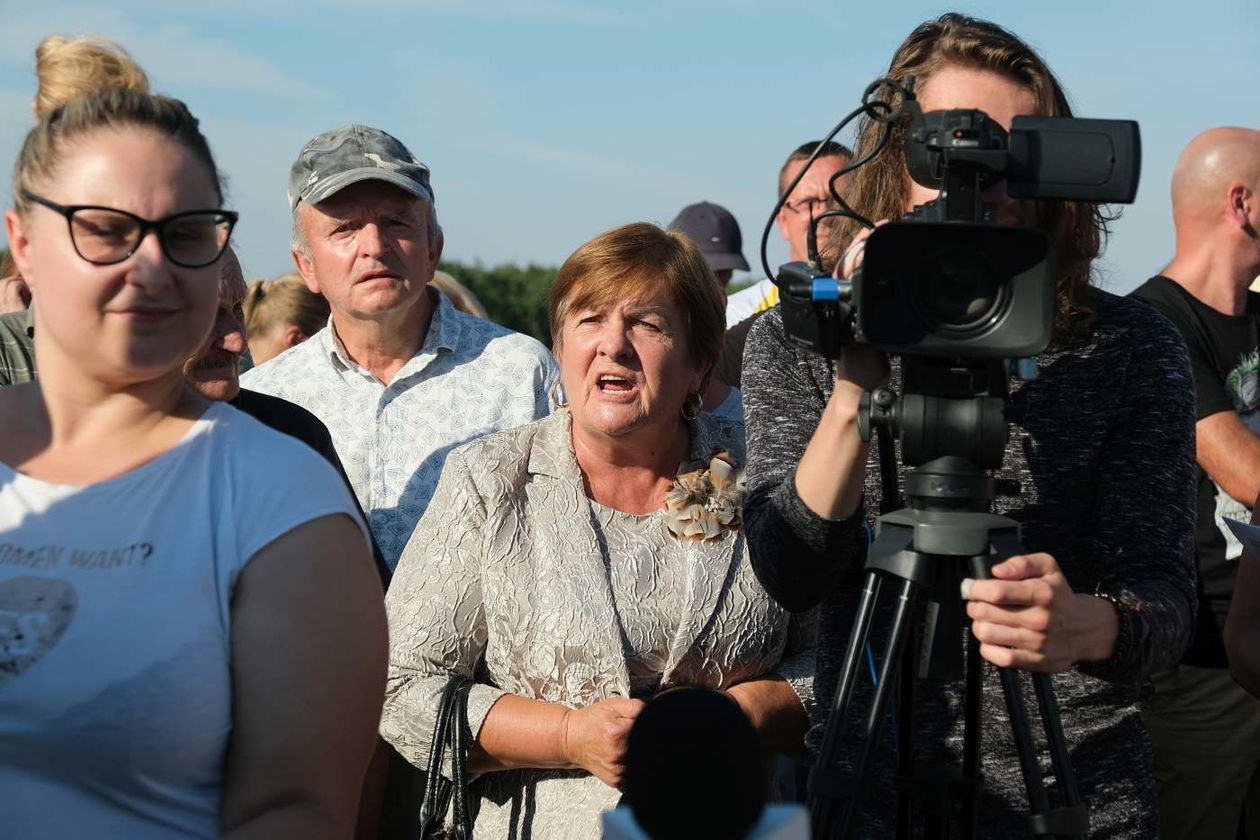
[418,676,475,838]
[449,681,473,836]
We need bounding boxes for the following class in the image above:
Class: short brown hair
[826,13,1104,346]
[548,223,726,377]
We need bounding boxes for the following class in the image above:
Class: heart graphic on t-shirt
[0,576,78,690]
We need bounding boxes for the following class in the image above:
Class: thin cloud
[465,134,706,197]
[152,0,628,25]
[124,25,319,99]
[0,11,318,99]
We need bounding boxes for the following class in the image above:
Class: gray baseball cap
[287,124,433,210]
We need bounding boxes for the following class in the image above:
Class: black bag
[418,676,475,840]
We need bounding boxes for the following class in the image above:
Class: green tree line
[441,260,755,346]
[441,260,557,345]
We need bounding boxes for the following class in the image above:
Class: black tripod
[808,364,1090,839]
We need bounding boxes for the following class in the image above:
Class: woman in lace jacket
[381,222,813,838]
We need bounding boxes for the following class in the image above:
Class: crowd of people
[1,12,1258,840]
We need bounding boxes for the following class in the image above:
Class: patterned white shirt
[241,290,558,569]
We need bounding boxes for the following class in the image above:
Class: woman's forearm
[727,676,809,753]
[794,382,870,521]
[468,694,573,774]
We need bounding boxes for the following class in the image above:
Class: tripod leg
[810,571,884,838]
[995,660,1053,810]
[1032,675,1083,808]
[959,621,984,840]
[896,625,916,840]
[836,578,920,840]
[969,551,1088,839]
[966,556,1052,814]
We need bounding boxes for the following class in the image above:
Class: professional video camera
[774,92,1139,360]
[756,80,1142,840]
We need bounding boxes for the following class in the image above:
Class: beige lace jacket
[380,410,815,839]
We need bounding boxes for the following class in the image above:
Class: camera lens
[912,249,1008,333]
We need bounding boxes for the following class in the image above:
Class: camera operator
[742,13,1197,837]
[1131,126,1260,840]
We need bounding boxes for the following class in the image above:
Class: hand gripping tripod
[808,359,1090,839]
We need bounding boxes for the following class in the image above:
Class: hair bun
[34,34,150,120]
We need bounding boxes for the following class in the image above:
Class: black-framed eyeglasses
[784,196,841,217]
[22,191,238,269]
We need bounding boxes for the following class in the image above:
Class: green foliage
[440,261,753,345]
[441,259,556,345]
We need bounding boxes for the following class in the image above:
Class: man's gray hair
[291,195,441,255]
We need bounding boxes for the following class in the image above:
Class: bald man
[1131,126,1260,840]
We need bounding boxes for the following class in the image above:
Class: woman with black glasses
[0,86,387,838]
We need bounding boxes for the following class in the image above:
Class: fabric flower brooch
[664,450,744,541]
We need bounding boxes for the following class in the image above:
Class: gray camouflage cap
[287,124,433,210]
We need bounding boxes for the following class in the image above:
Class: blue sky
[0,0,1256,294]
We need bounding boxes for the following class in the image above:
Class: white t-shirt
[0,402,366,839]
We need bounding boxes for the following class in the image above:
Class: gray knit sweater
[742,289,1196,838]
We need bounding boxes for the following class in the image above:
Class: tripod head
[855,354,1032,557]
[858,356,1014,473]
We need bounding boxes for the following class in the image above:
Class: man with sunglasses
[240,125,557,572]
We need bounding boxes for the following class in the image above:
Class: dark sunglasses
[22,191,238,269]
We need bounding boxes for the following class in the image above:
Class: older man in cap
[242,125,557,570]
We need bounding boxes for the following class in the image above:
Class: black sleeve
[1076,311,1198,683]
[741,309,867,612]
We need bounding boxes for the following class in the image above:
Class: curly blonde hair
[828,14,1107,346]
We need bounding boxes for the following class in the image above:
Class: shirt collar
[322,315,351,370]
[321,285,462,374]
[423,286,462,357]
